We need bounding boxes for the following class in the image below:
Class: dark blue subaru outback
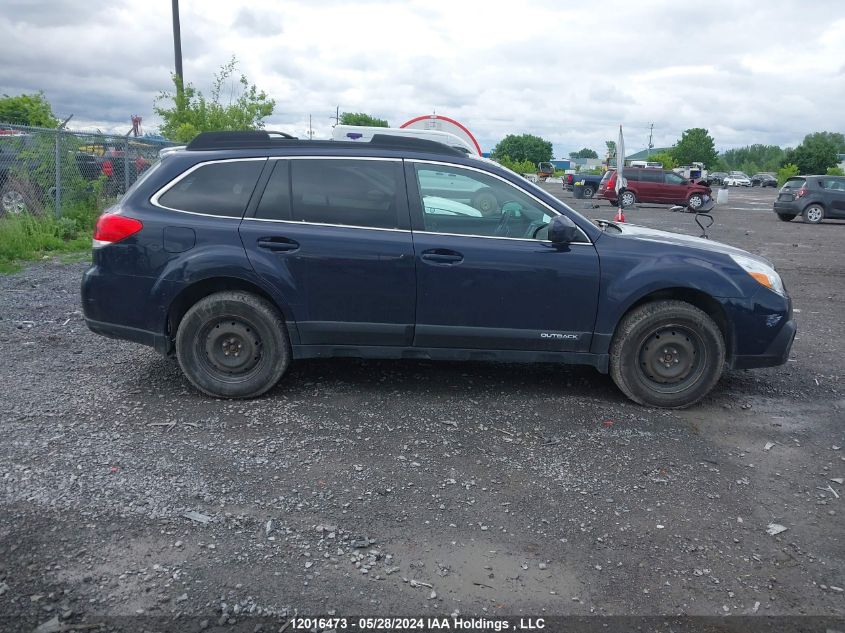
[81,131,795,408]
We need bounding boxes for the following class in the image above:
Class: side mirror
[548,215,581,245]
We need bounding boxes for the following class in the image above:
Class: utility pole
[330,106,340,127]
[308,115,314,140]
[171,0,184,104]
[647,122,654,158]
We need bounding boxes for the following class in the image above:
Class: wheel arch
[803,200,826,212]
[166,276,294,349]
[611,287,733,364]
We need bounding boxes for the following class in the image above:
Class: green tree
[491,134,553,165]
[827,166,845,176]
[569,147,598,159]
[605,140,617,161]
[646,151,677,170]
[0,92,59,127]
[339,112,388,127]
[154,57,275,143]
[671,128,719,167]
[776,163,799,186]
[495,156,536,174]
[782,132,840,174]
[721,144,785,174]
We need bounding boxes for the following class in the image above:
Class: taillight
[101,160,114,177]
[608,172,617,188]
[93,213,143,246]
[796,186,807,198]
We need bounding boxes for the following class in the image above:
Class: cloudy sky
[1,0,844,158]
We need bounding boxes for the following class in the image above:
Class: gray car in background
[773,175,845,223]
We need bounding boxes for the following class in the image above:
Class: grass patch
[0,201,101,274]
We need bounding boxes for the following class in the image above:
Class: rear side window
[623,170,639,181]
[640,170,662,183]
[821,178,845,191]
[255,160,291,220]
[157,159,264,217]
[290,159,403,229]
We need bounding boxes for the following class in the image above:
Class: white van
[331,125,478,156]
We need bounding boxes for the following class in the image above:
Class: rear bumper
[85,318,172,355]
[773,200,802,215]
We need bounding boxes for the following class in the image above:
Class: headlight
[730,254,785,295]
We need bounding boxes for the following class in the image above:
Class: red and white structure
[400,114,482,156]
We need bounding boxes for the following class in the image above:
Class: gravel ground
[0,186,843,631]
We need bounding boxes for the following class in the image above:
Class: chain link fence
[0,123,174,218]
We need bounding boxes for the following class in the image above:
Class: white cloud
[1,0,843,157]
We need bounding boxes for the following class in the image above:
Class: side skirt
[292,344,610,373]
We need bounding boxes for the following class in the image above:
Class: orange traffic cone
[614,207,625,222]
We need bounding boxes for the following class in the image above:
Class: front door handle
[257,237,299,252]
[421,249,463,265]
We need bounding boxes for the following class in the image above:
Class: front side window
[414,164,553,239]
[290,159,402,229]
[157,159,264,217]
[665,172,687,185]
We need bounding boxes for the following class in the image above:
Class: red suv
[598,168,712,210]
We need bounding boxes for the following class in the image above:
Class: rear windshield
[781,178,805,189]
[600,171,612,184]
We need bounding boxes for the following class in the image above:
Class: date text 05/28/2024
[290,616,546,630]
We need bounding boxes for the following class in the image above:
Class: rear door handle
[421,249,463,264]
[257,237,299,252]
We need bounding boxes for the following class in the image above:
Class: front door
[240,158,416,346]
[407,161,601,352]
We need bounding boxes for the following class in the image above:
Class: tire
[803,204,824,224]
[620,190,636,208]
[687,193,705,211]
[776,213,796,222]
[0,178,43,217]
[582,185,595,198]
[609,300,725,409]
[471,190,499,216]
[176,291,291,398]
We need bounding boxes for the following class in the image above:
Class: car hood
[599,221,773,266]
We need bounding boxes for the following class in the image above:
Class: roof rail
[186,130,298,150]
[184,130,466,156]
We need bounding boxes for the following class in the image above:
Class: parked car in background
[707,172,728,186]
[0,132,47,215]
[82,130,795,409]
[773,175,845,223]
[75,142,152,195]
[598,167,712,210]
[724,174,752,187]
[563,172,603,198]
[751,173,777,187]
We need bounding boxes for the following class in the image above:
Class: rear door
[638,169,662,201]
[820,177,845,216]
[239,157,416,347]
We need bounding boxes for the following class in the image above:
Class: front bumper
[731,317,796,369]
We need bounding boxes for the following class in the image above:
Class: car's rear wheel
[776,213,796,222]
[582,185,595,198]
[687,193,705,210]
[620,190,636,207]
[610,300,725,409]
[472,190,499,216]
[176,291,290,398]
[803,204,824,224]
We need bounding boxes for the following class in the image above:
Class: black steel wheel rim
[197,317,264,382]
[637,325,706,394]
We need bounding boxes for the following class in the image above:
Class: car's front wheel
[803,204,824,224]
[610,300,725,408]
[472,189,499,216]
[176,291,290,398]
[687,193,705,210]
